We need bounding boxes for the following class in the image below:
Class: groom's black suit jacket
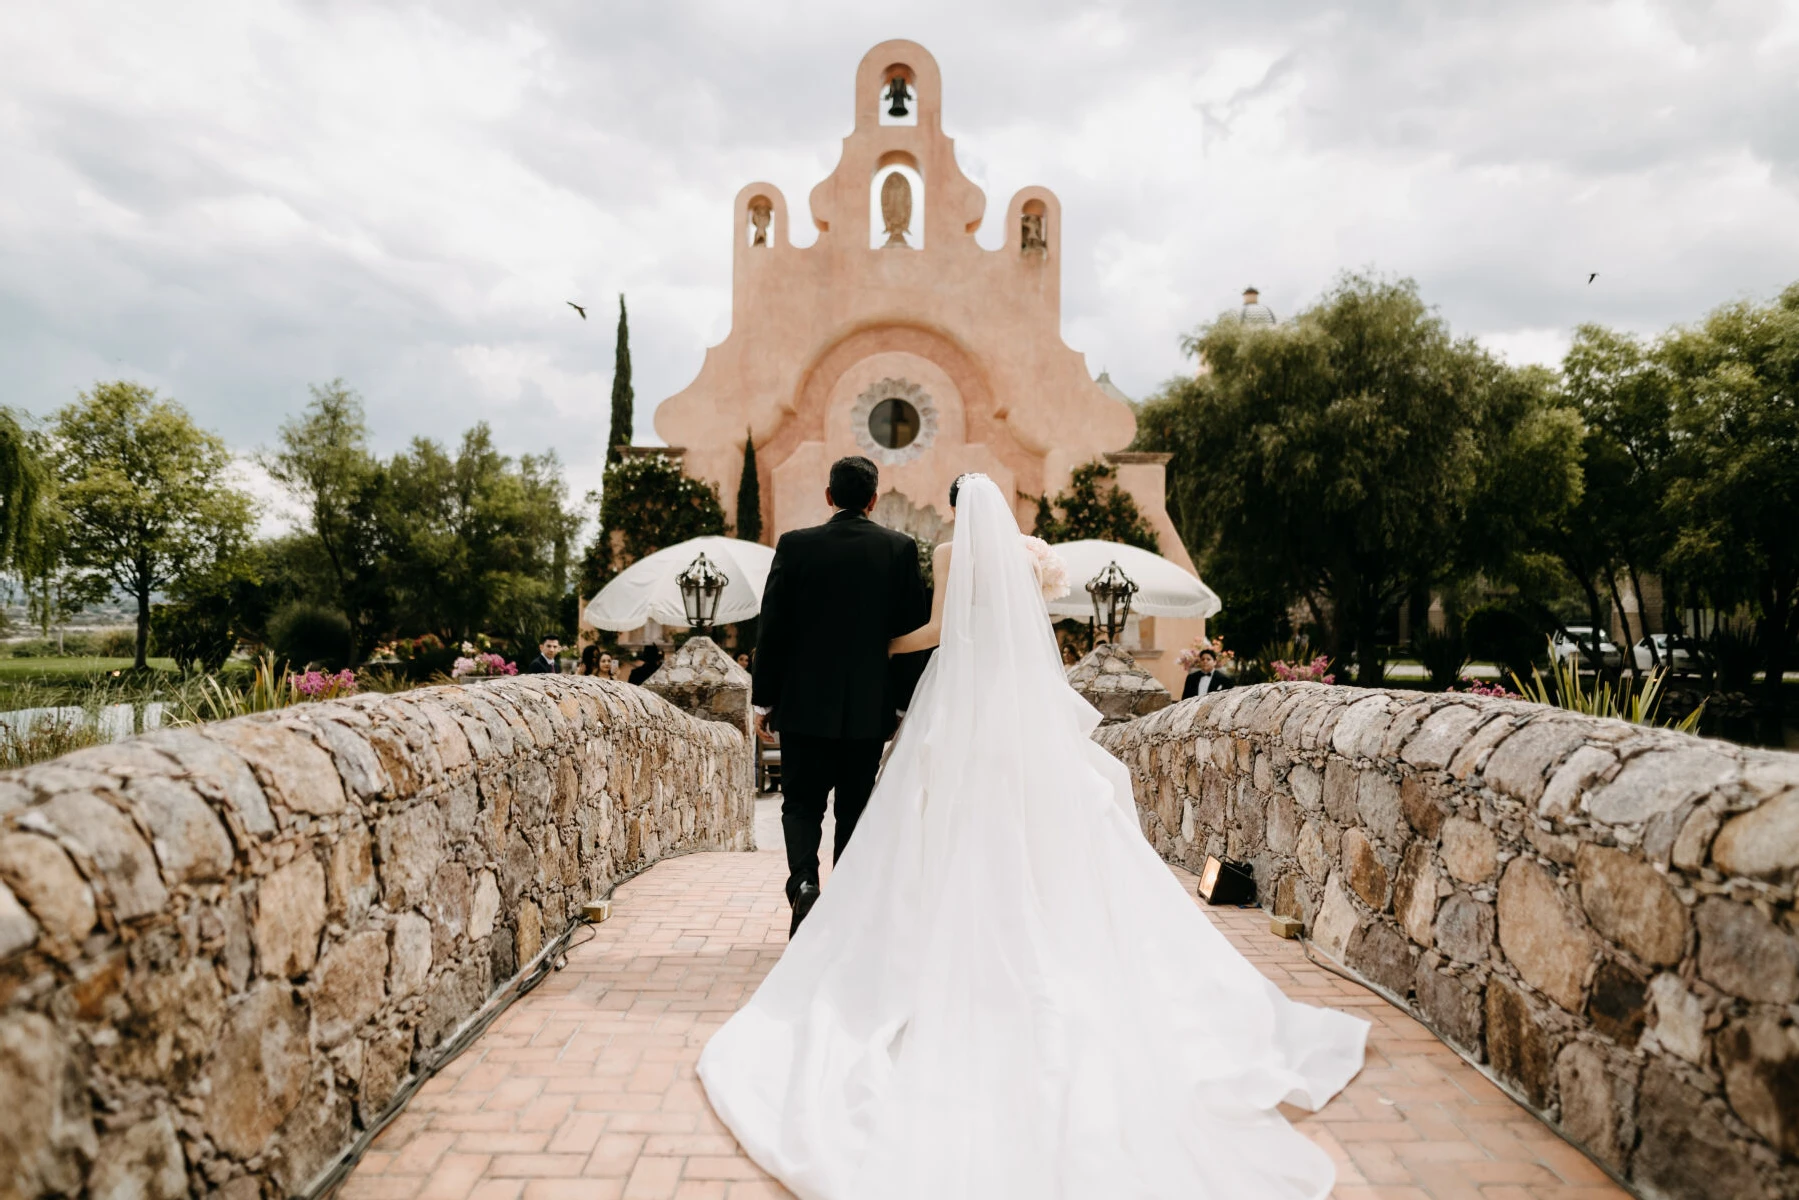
[754,510,930,741]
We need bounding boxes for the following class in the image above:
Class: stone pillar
[642,635,752,740]
[1066,642,1173,724]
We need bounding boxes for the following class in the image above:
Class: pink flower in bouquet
[1020,535,1070,602]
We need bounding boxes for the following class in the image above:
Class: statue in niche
[748,197,772,247]
[880,172,913,248]
[1021,211,1046,253]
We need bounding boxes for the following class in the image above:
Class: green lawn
[0,656,178,679]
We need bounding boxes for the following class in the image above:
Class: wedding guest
[598,652,617,679]
[736,652,752,671]
[1181,647,1234,700]
[580,644,601,676]
[525,635,561,674]
[1060,643,1078,666]
[628,643,663,685]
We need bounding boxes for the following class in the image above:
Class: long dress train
[698,476,1368,1199]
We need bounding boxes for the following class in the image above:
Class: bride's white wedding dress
[698,475,1368,1199]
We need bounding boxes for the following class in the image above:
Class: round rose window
[868,397,921,450]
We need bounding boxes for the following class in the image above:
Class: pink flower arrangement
[1272,655,1336,685]
[1020,535,1070,602]
[452,652,518,679]
[291,668,357,699]
[1451,678,1515,698]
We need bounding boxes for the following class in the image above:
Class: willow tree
[0,407,45,571]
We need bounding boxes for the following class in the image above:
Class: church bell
[885,76,911,118]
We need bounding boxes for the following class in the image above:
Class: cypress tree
[736,431,762,542]
[606,294,634,464]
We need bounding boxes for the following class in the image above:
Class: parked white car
[1631,634,1698,673]
[1551,626,1621,668]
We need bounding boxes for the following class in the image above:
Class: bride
[698,473,1368,1199]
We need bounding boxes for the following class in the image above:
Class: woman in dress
[698,474,1367,1199]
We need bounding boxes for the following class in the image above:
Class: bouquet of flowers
[1020,535,1070,602]
[291,668,358,700]
[452,642,518,679]
[1271,655,1336,685]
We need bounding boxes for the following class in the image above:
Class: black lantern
[1086,561,1138,644]
[676,552,730,632]
[885,75,911,118]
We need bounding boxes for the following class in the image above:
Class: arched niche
[877,63,918,127]
[870,151,924,250]
[1020,198,1048,254]
[746,194,775,247]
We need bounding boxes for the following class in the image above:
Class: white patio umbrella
[584,536,776,633]
[1045,540,1222,620]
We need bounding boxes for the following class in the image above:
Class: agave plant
[170,654,305,725]
[1510,641,1703,732]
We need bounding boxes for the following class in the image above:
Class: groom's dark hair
[828,456,879,512]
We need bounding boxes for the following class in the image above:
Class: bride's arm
[889,543,952,655]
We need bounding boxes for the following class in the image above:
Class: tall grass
[0,711,109,770]
[1510,647,1704,733]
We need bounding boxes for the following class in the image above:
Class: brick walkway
[343,824,1630,1200]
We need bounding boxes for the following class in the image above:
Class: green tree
[367,425,579,647]
[49,382,256,669]
[736,431,762,543]
[0,408,46,572]
[263,380,377,638]
[579,453,727,595]
[1032,461,1158,551]
[1137,273,1580,684]
[1659,283,1799,724]
[607,294,634,464]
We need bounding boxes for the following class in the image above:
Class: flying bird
[1587,273,1597,285]
[567,301,587,319]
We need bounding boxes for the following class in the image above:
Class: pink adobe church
[654,40,1205,692]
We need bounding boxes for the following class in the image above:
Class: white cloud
[1,0,1795,529]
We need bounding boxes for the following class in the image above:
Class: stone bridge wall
[0,676,753,1200]
[1096,682,1799,1200]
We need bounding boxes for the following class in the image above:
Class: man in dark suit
[754,455,930,935]
[1180,647,1235,700]
[524,636,561,675]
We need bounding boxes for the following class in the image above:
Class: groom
[753,455,930,935]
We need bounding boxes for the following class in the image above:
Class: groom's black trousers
[779,732,885,902]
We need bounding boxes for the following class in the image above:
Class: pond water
[0,702,168,742]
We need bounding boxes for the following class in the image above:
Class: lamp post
[676,553,729,633]
[1086,561,1138,645]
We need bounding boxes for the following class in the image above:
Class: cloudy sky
[5,0,1797,526]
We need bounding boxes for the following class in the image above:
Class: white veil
[697,474,1367,1200]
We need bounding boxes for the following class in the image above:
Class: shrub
[1703,620,1760,693]
[97,628,137,658]
[152,600,235,672]
[1465,606,1539,679]
[267,601,352,670]
[1511,646,1702,732]
[1413,628,1470,691]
